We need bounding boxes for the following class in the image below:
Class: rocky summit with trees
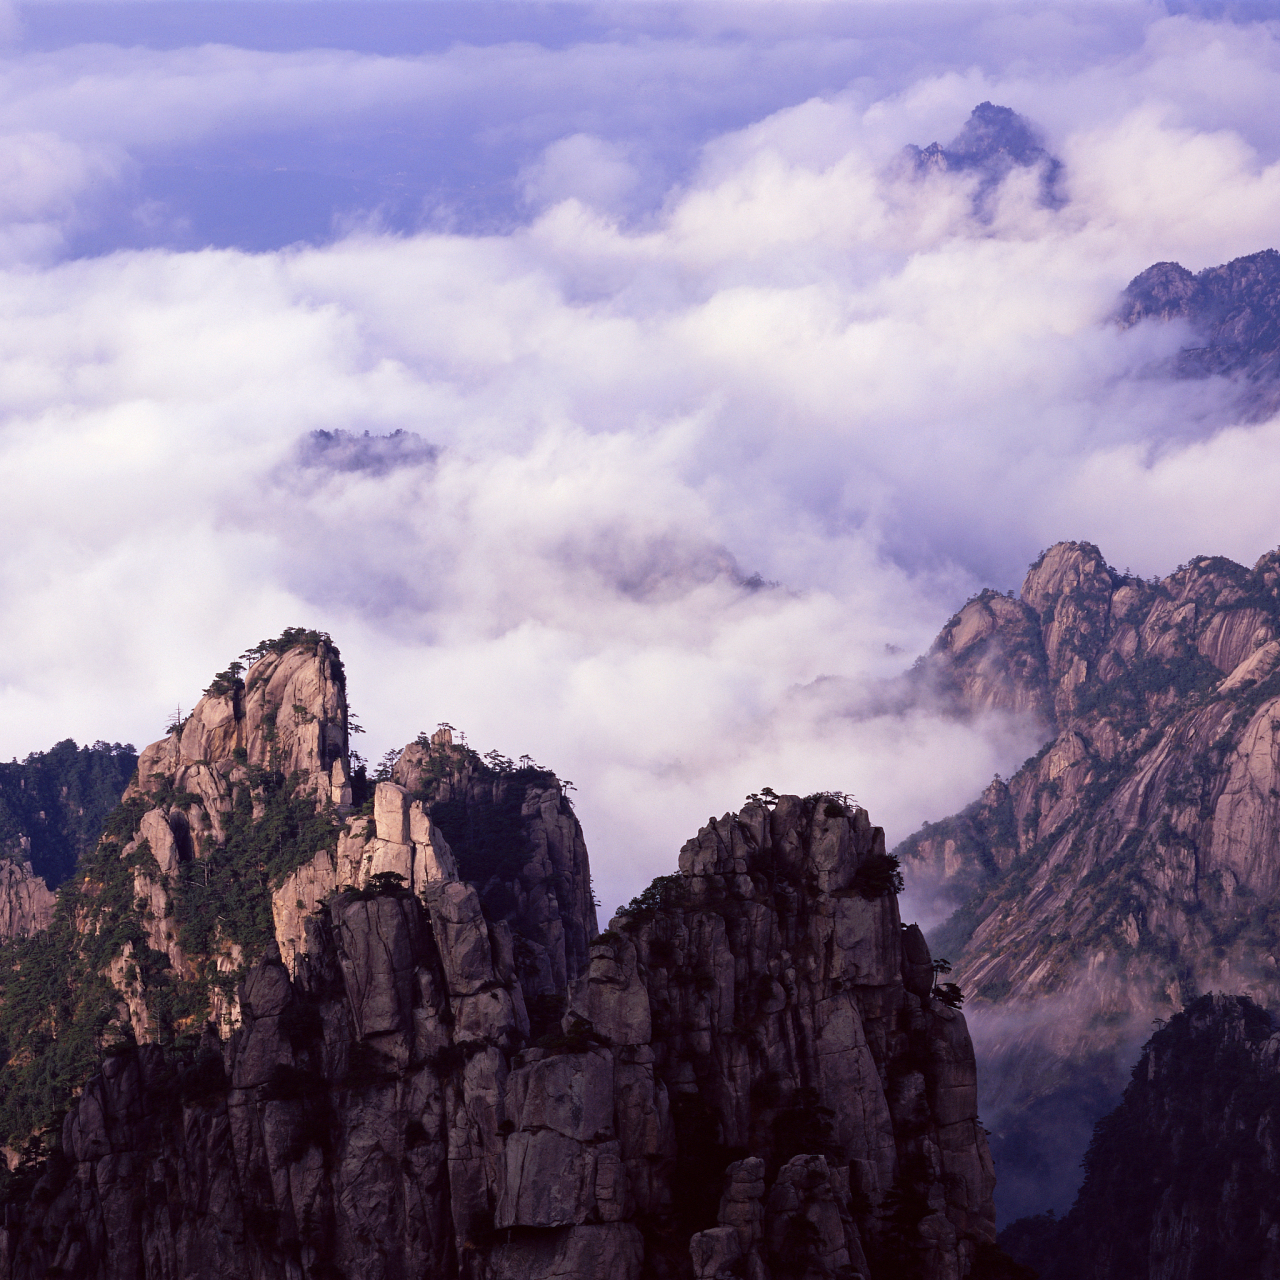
[0,629,1007,1280]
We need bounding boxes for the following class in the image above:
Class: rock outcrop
[393,734,597,998]
[0,858,54,938]
[0,635,997,1280]
[131,631,350,827]
[1001,994,1280,1280]
[898,539,1280,1221]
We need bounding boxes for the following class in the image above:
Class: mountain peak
[949,101,1050,167]
[904,101,1065,212]
[128,628,351,843]
[0,635,1001,1280]
[899,538,1280,1221]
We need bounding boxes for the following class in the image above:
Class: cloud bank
[0,2,1279,912]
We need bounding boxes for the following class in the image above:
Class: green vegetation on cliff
[173,765,342,958]
[0,739,137,888]
[0,770,343,1159]
[0,799,161,1150]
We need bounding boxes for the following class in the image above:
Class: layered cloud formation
[3,0,1280,911]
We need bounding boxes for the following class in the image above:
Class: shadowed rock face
[898,539,1280,1221]
[393,734,598,999]
[0,639,996,1280]
[1118,248,1280,418]
[1002,995,1280,1280]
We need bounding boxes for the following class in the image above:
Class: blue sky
[6,1,1161,253]
[3,0,1280,913]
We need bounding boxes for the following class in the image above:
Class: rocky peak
[392,731,597,994]
[1114,259,1200,326]
[1021,542,1117,718]
[1020,541,1111,617]
[1118,247,1280,338]
[925,540,1122,731]
[1253,545,1280,594]
[605,793,996,1277]
[950,102,1050,166]
[925,589,1051,727]
[0,671,1002,1280]
[924,540,1280,747]
[132,629,349,817]
[904,101,1064,213]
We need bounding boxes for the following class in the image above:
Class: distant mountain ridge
[1119,248,1280,417]
[896,540,1280,1221]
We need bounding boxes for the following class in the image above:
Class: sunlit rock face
[0,635,995,1280]
[1118,248,1280,417]
[899,538,1280,1221]
[0,859,54,938]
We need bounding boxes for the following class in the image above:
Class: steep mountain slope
[897,540,1280,1220]
[1118,248,1280,418]
[0,631,999,1280]
[0,739,137,888]
[1002,994,1280,1280]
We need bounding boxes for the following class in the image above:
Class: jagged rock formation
[0,633,998,1280]
[393,734,597,999]
[1118,248,1280,419]
[1001,994,1280,1279]
[897,539,1280,1221]
[903,102,1064,215]
[622,800,996,1279]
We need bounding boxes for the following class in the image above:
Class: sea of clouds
[1,0,1280,914]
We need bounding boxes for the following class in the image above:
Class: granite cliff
[897,539,1280,1221]
[0,630,999,1280]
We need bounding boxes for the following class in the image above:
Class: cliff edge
[0,633,997,1280]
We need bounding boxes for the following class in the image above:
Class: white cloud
[520,134,641,213]
[0,5,1279,912]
